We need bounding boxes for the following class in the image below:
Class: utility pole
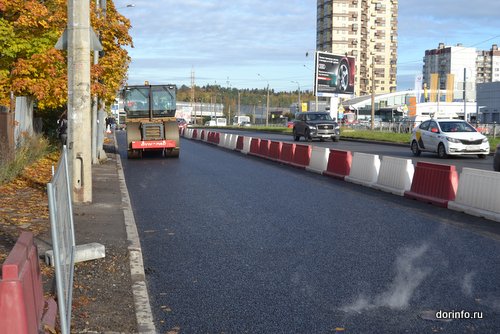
[258,74,270,127]
[463,68,467,121]
[266,84,270,127]
[67,0,92,202]
[91,0,99,164]
[370,60,375,130]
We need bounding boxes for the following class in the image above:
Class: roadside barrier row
[181,130,500,223]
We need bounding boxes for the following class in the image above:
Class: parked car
[410,119,490,159]
[292,112,340,142]
[494,144,500,171]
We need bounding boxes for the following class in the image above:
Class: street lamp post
[291,81,301,113]
[258,74,270,127]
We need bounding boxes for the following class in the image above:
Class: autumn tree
[0,0,132,111]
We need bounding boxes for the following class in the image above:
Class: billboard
[315,51,356,96]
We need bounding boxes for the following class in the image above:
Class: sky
[113,0,500,93]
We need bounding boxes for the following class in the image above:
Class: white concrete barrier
[185,129,193,139]
[448,168,500,222]
[306,146,329,174]
[372,156,414,196]
[228,134,238,150]
[242,136,252,154]
[219,133,229,148]
[345,152,380,187]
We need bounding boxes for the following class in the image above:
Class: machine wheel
[293,128,300,141]
[127,149,142,159]
[332,136,339,142]
[411,140,421,156]
[477,154,487,159]
[437,143,448,159]
[164,148,180,158]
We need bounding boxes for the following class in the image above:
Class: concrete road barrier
[0,232,57,334]
[258,139,271,159]
[448,168,500,222]
[242,137,252,154]
[306,146,329,174]
[236,136,244,151]
[289,144,311,169]
[372,156,414,196]
[279,143,295,165]
[404,162,458,208]
[192,129,198,140]
[345,152,380,187]
[249,138,261,156]
[324,149,352,180]
[228,134,238,150]
[269,141,283,162]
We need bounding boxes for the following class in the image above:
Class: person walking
[57,110,68,146]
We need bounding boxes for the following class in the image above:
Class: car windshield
[438,121,476,133]
[306,113,332,121]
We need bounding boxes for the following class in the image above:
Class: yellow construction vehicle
[122,84,180,159]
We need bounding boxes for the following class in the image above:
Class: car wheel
[332,136,339,142]
[337,59,350,92]
[494,156,500,172]
[304,129,312,142]
[437,143,448,159]
[411,140,421,156]
[293,128,300,141]
[477,154,487,159]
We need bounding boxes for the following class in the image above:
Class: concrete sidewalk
[37,132,155,333]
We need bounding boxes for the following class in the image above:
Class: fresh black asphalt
[118,132,500,333]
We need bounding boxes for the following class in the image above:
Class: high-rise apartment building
[476,44,500,84]
[316,0,398,96]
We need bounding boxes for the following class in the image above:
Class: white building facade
[476,82,500,123]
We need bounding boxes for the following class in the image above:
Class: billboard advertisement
[315,51,356,96]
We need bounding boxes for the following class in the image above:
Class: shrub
[0,134,52,185]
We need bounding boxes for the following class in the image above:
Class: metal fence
[47,146,75,334]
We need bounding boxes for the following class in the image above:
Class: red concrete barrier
[192,129,198,139]
[236,136,244,151]
[258,139,271,159]
[214,132,220,145]
[324,149,353,180]
[279,143,296,165]
[200,130,205,140]
[268,141,283,162]
[289,144,311,169]
[0,231,57,334]
[249,138,261,156]
[404,162,458,207]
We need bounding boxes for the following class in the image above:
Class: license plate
[466,145,480,151]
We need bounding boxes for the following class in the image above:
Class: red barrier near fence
[324,149,353,180]
[192,129,198,139]
[404,162,458,207]
[268,141,283,161]
[289,144,311,169]
[200,130,205,140]
[236,136,244,151]
[279,143,296,165]
[249,138,261,156]
[0,231,57,334]
[214,132,220,145]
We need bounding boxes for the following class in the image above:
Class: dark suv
[293,112,340,142]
